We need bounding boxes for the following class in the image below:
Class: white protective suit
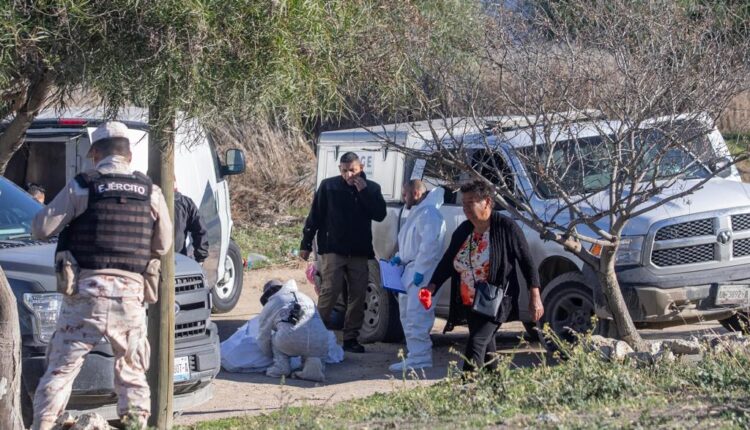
[392,187,446,370]
[256,280,329,381]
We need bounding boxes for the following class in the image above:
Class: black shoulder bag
[469,234,509,320]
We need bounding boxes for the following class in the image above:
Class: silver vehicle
[315,116,750,342]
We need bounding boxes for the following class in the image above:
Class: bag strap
[468,234,477,287]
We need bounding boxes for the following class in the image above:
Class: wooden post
[147,101,176,429]
[0,267,24,430]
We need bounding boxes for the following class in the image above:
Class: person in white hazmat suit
[257,279,329,381]
[389,180,446,372]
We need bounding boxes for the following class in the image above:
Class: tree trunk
[147,99,176,430]
[0,267,24,430]
[596,248,647,351]
[0,71,54,175]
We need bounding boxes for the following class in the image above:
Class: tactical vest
[59,171,154,273]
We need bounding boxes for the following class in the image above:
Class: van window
[5,140,68,201]
[0,178,42,240]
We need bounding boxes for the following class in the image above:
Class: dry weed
[212,121,315,226]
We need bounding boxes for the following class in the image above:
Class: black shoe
[343,339,365,353]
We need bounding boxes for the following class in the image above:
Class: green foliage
[690,350,750,391]
[231,211,306,269]
[724,133,750,156]
[0,1,485,130]
[177,343,750,429]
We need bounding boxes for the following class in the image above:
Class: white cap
[91,121,130,145]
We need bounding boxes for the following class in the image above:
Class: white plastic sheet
[220,316,344,373]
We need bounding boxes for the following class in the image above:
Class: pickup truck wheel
[543,273,595,343]
[211,241,243,313]
[719,311,750,334]
[358,282,404,344]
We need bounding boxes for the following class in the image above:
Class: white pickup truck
[315,116,750,342]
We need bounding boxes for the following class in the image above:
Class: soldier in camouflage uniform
[31,121,172,430]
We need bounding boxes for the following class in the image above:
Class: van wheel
[543,272,595,343]
[211,241,243,313]
[359,282,404,344]
[720,311,750,334]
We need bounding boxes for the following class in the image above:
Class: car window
[519,131,710,199]
[0,178,42,240]
[405,156,459,186]
[470,149,515,189]
[403,156,460,204]
[404,151,517,206]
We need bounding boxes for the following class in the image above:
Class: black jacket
[174,191,209,262]
[300,174,387,258]
[430,212,540,330]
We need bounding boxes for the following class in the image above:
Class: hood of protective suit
[261,279,299,305]
[276,279,299,295]
[397,187,447,288]
[411,187,445,214]
[255,279,328,358]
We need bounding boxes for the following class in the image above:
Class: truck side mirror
[709,156,732,178]
[222,149,246,176]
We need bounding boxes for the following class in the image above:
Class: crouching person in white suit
[389,180,446,372]
[257,279,328,381]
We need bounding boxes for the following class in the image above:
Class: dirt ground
[175,265,727,426]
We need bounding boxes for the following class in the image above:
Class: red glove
[418,288,432,310]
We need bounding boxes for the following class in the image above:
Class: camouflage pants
[32,279,150,430]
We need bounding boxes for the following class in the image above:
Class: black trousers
[463,308,501,372]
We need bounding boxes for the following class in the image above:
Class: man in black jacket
[299,152,387,353]
[174,190,209,264]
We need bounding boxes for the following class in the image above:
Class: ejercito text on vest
[57,171,155,273]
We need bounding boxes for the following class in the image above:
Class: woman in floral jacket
[424,180,544,372]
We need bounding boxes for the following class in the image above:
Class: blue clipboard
[378,259,405,294]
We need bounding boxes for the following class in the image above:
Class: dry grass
[213,121,315,227]
[719,91,750,135]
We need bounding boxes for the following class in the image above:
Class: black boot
[343,339,365,353]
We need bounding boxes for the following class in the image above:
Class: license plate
[716,285,750,306]
[174,356,190,383]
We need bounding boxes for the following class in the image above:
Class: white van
[4,107,246,312]
[316,116,748,342]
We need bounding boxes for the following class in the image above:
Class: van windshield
[519,131,711,199]
[0,178,42,240]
